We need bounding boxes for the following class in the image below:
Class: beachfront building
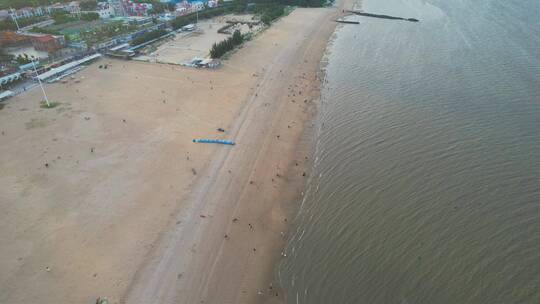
[8,7,46,20]
[44,1,81,16]
[32,35,66,53]
[5,1,82,21]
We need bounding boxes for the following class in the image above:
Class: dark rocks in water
[348,10,420,22]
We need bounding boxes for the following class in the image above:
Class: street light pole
[32,59,50,107]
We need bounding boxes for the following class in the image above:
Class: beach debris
[224,234,228,239]
[249,180,254,185]
[281,252,287,257]
[248,223,253,229]
[217,128,225,132]
[44,163,49,168]
[302,172,306,176]
[257,290,263,295]
[177,273,183,279]
[91,147,94,153]
[191,168,197,175]
[200,215,207,218]
[232,218,239,223]
[193,139,235,145]
[84,116,91,120]
[122,119,126,123]
[253,248,257,252]
[93,273,98,277]
[45,266,51,272]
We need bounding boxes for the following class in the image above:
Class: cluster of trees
[31,26,61,35]
[80,0,98,11]
[255,4,285,25]
[0,15,47,31]
[210,30,244,59]
[171,5,234,30]
[51,11,76,24]
[15,54,30,64]
[51,11,98,24]
[81,12,99,21]
[130,28,167,46]
[80,22,137,46]
[0,0,71,10]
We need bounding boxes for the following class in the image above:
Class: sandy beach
[0,2,349,304]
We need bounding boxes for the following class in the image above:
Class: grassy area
[40,101,60,109]
[35,19,137,46]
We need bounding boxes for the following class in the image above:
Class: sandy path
[125,6,344,304]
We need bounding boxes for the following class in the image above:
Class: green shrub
[210,29,244,59]
[81,12,99,21]
[80,0,98,10]
[130,29,167,46]
[52,11,76,24]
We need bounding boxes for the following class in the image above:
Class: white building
[96,2,115,18]
[108,0,126,17]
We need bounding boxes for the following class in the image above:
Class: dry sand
[0,2,350,304]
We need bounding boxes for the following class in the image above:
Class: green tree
[80,0,98,11]
[81,12,99,21]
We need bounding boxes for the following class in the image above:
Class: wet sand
[0,3,349,304]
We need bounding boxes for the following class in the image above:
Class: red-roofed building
[32,35,65,52]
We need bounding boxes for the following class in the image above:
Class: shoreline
[122,2,356,304]
[124,3,354,304]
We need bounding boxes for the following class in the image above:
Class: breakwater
[348,10,419,22]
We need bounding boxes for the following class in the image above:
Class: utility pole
[32,59,50,107]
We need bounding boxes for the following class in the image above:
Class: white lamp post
[31,59,51,107]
